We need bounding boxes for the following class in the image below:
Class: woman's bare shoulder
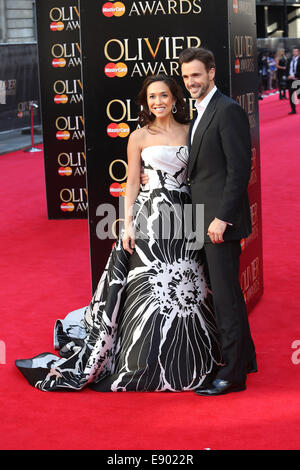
[127,127,149,160]
[129,126,148,142]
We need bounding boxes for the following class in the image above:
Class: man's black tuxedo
[188,89,256,384]
[187,90,252,243]
[286,55,300,79]
[286,56,300,113]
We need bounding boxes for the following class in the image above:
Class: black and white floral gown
[16,145,222,391]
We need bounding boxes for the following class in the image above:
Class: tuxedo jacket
[286,56,300,80]
[187,89,252,243]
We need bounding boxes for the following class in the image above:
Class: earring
[172,103,177,114]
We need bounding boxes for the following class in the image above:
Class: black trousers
[204,240,256,383]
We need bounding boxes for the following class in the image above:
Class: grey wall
[0,0,36,43]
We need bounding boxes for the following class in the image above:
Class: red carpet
[1,95,300,450]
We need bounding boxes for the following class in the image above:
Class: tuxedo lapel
[188,90,221,178]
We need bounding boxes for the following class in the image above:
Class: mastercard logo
[61,202,75,212]
[54,94,68,104]
[52,58,66,68]
[56,130,70,140]
[102,2,125,17]
[105,62,128,78]
[109,182,126,197]
[58,166,72,176]
[50,21,64,31]
[107,123,130,138]
[233,0,238,14]
[235,59,240,74]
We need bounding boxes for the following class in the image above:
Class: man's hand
[207,218,228,244]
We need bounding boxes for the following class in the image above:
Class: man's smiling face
[181,59,215,101]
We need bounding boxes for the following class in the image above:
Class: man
[286,47,300,115]
[179,47,257,396]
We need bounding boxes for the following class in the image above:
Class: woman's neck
[151,115,176,132]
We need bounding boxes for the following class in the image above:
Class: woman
[16,75,222,392]
[267,53,277,91]
[275,49,288,100]
[258,51,268,98]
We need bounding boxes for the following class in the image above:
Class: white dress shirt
[289,56,299,77]
[191,85,217,144]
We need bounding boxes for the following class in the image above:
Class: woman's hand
[140,170,149,186]
[122,224,136,255]
[47,368,62,379]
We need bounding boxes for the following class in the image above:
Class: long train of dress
[15,145,222,391]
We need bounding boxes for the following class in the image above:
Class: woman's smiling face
[147,81,175,119]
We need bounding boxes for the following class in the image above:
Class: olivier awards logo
[235,92,256,129]
[95,158,128,240]
[109,159,128,197]
[50,5,80,31]
[53,79,83,104]
[1,79,16,105]
[51,42,81,68]
[60,187,87,213]
[234,36,255,74]
[241,200,259,250]
[103,36,201,78]
[57,152,86,177]
[240,256,260,304]
[249,147,257,187]
[106,98,138,138]
[109,182,126,196]
[102,0,202,17]
[17,100,39,118]
[249,201,259,241]
[55,115,85,141]
[3,79,16,96]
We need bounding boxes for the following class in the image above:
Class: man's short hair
[178,47,216,73]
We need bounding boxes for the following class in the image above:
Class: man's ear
[209,67,216,81]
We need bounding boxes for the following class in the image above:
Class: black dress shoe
[194,379,246,396]
[288,111,296,115]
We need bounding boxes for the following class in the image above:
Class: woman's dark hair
[137,74,189,127]
[178,47,216,73]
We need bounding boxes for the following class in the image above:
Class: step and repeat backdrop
[36,0,263,312]
[229,0,263,312]
[35,0,87,219]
